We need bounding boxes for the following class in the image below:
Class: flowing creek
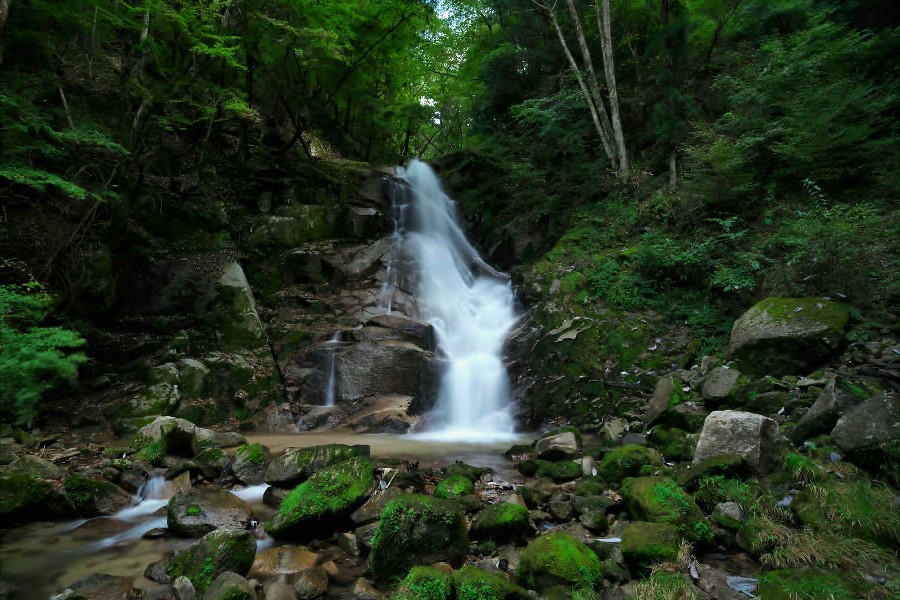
[0,432,530,599]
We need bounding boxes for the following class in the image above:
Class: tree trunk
[669,149,677,188]
[596,0,628,181]
[0,0,10,65]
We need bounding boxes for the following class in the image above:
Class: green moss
[164,529,256,594]
[63,475,122,516]
[236,442,265,465]
[369,494,468,584]
[454,566,528,600]
[445,462,489,481]
[758,568,858,600]
[0,472,54,523]
[265,456,373,539]
[133,439,165,465]
[622,477,710,542]
[435,474,475,499]
[187,504,201,516]
[692,476,759,513]
[756,297,849,330]
[574,476,605,497]
[621,521,680,575]
[393,566,454,600]
[517,532,602,591]
[648,427,695,461]
[735,516,791,556]
[597,445,663,482]
[676,454,748,490]
[471,502,530,544]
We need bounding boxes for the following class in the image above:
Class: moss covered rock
[265,456,374,539]
[454,566,528,600]
[516,532,602,591]
[445,462,489,481]
[728,297,849,376]
[232,442,268,485]
[597,445,663,482]
[203,571,255,600]
[193,447,228,480]
[167,488,252,537]
[758,568,859,600]
[434,474,474,499]
[164,528,256,594]
[7,455,63,480]
[519,459,582,482]
[675,454,748,490]
[0,472,55,525]
[264,443,370,488]
[470,502,531,544]
[368,494,468,584]
[393,566,454,600]
[621,521,680,575]
[63,474,132,517]
[621,476,711,542]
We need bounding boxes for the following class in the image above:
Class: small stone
[293,567,329,599]
[173,576,195,600]
[143,528,168,539]
[353,578,383,600]
[712,502,745,530]
[549,491,575,521]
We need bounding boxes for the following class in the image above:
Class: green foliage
[0,283,86,425]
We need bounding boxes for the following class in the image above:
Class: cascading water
[393,160,518,439]
[322,331,341,406]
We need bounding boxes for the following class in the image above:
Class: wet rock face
[728,297,849,376]
[166,488,252,537]
[693,410,782,475]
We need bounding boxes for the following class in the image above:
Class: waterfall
[323,331,341,406]
[396,160,518,440]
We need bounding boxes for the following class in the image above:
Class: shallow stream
[0,432,529,599]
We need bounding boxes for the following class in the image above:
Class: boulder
[368,494,468,583]
[454,566,528,600]
[0,472,55,524]
[251,403,297,433]
[250,545,319,579]
[194,428,246,449]
[350,486,403,526]
[394,566,453,600]
[621,521,680,575]
[63,474,132,516]
[166,488,252,537]
[434,474,474,499]
[265,444,369,488]
[793,377,865,441]
[655,403,709,433]
[470,502,531,544]
[265,456,374,539]
[645,376,676,425]
[728,297,849,375]
[534,431,580,461]
[293,566,329,599]
[203,572,255,600]
[548,491,575,521]
[173,576,196,600]
[693,411,781,475]
[517,459,582,483]
[701,367,740,401]
[133,416,199,457]
[597,445,664,482]
[712,502,745,530]
[517,532,602,591]
[829,394,900,464]
[176,359,209,398]
[352,578,383,600]
[621,477,709,541]
[193,448,228,480]
[165,529,256,594]
[232,443,268,485]
[211,262,265,347]
[7,454,63,479]
[52,573,137,600]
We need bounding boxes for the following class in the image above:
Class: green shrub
[0,283,86,424]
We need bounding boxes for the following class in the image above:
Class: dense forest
[0,1,898,599]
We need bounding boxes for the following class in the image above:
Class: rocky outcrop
[693,410,782,475]
[728,297,849,375]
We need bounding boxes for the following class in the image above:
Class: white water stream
[396,160,518,440]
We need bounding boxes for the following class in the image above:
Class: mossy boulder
[434,474,474,499]
[597,445,663,482]
[647,427,695,461]
[368,494,468,584]
[445,462,489,481]
[728,297,849,376]
[232,442,268,484]
[164,528,256,594]
[675,454,748,490]
[167,488,252,537]
[393,566,454,600]
[534,430,580,461]
[265,456,374,539]
[203,571,255,600]
[193,447,228,480]
[621,521,680,575]
[7,455,63,479]
[621,477,711,542]
[63,474,132,517]
[454,566,529,600]
[0,472,56,525]
[470,502,531,544]
[758,568,860,600]
[131,416,199,457]
[516,532,603,591]
[264,443,370,488]
[518,459,582,482]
